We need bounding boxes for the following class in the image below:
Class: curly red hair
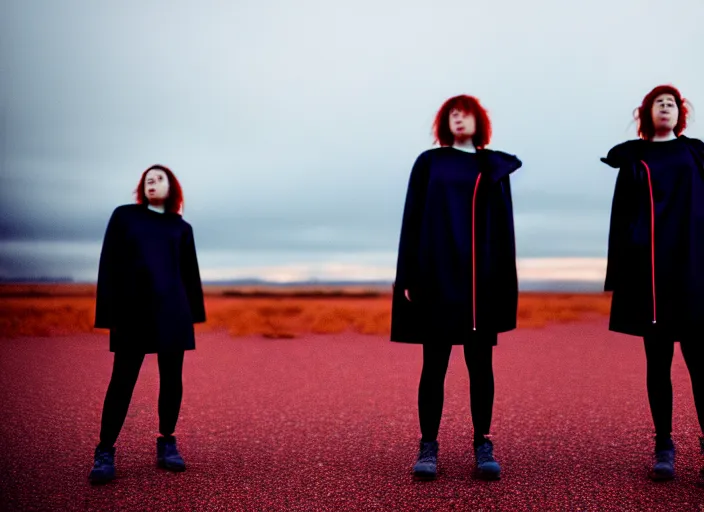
[433,95,492,148]
[135,164,184,215]
[635,84,690,140]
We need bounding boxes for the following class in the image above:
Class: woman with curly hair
[391,94,522,481]
[601,85,704,481]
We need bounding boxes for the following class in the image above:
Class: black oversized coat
[94,204,206,353]
[390,147,522,344]
[601,135,704,338]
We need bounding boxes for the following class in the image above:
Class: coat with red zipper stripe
[390,147,522,344]
[601,135,704,338]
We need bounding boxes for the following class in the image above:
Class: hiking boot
[88,445,116,484]
[648,438,674,481]
[157,436,186,472]
[474,439,501,480]
[413,440,438,480]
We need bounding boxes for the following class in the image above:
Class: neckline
[452,145,477,154]
[447,146,478,154]
[147,204,166,214]
[648,135,680,144]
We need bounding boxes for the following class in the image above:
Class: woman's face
[650,93,678,134]
[144,169,170,204]
[449,108,476,142]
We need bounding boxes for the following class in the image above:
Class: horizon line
[0,256,609,284]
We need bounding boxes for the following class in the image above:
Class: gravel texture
[1,320,703,511]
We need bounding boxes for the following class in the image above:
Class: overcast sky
[1,0,703,282]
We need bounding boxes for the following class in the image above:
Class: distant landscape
[0,282,611,339]
[0,277,606,292]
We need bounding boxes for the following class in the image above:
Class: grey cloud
[1,0,703,280]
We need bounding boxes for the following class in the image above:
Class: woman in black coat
[391,95,522,481]
[601,85,704,481]
[88,164,206,484]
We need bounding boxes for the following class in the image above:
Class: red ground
[1,320,703,511]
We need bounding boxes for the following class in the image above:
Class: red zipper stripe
[640,160,657,325]
[472,173,482,331]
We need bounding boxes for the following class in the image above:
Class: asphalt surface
[1,320,703,511]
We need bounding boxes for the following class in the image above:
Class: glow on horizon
[0,241,608,283]
[199,257,608,283]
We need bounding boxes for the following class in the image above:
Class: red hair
[135,164,184,214]
[635,84,690,140]
[433,95,492,148]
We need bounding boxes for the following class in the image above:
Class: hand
[404,289,411,301]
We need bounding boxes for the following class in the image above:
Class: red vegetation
[0,285,611,339]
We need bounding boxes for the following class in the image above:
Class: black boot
[648,438,675,481]
[412,440,438,480]
[474,439,501,480]
[157,436,186,472]
[88,445,116,484]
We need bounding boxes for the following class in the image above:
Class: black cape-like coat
[390,147,522,344]
[601,135,704,338]
[95,204,206,353]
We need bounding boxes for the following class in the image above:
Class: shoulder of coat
[423,146,457,155]
[482,148,518,159]
[176,216,193,231]
[111,203,141,217]
[681,135,704,150]
[602,139,643,168]
[609,138,642,154]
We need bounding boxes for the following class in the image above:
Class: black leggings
[98,351,185,448]
[644,335,704,445]
[418,340,495,445]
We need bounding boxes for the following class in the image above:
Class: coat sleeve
[180,223,206,323]
[684,137,704,177]
[480,149,519,259]
[483,150,522,183]
[601,141,642,291]
[604,164,639,291]
[394,152,431,291]
[601,140,636,169]
[94,208,124,329]
[495,176,517,255]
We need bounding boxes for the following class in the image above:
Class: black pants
[418,339,495,445]
[98,351,185,448]
[644,335,704,446]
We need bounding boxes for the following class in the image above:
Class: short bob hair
[433,95,492,149]
[135,164,184,215]
[635,84,690,140]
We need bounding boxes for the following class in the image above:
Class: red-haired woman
[88,165,206,484]
[391,95,522,480]
[602,85,704,481]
